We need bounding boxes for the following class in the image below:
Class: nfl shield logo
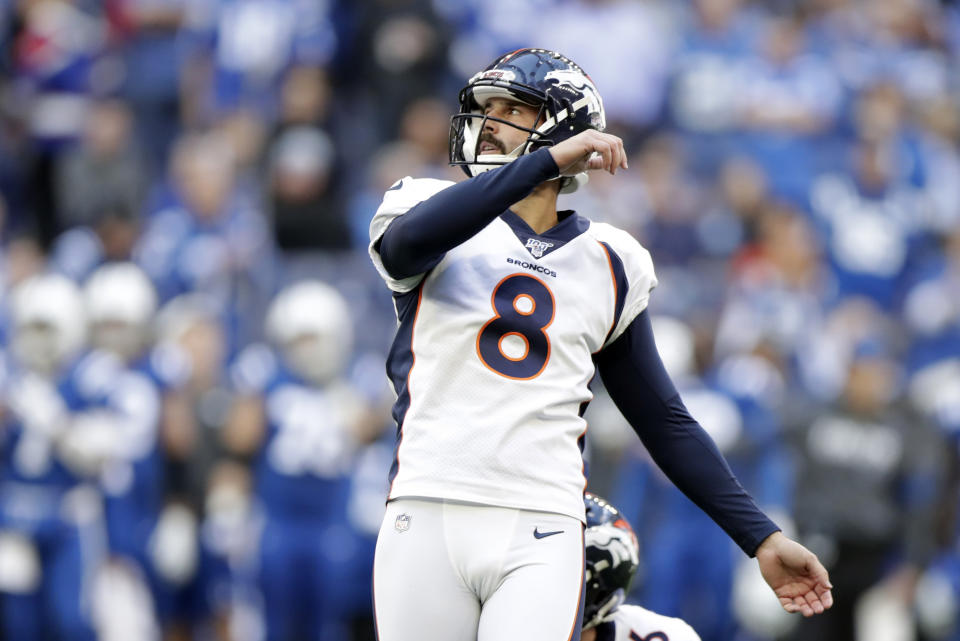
[395,514,411,533]
[525,238,554,259]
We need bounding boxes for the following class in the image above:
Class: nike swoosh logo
[533,528,564,539]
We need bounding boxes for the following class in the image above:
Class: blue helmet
[583,492,641,630]
[449,48,606,193]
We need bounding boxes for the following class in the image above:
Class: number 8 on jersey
[476,273,555,380]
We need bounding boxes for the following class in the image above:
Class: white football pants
[373,498,585,641]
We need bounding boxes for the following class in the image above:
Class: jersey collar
[500,209,590,259]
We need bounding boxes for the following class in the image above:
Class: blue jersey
[100,346,183,559]
[0,350,149,532]
[231,344,365,518]
[2,351,115,486]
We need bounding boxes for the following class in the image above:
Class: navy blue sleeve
[377,149,560,279]
[595,310,780,557]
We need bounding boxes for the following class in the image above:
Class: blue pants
[258,515,360,641]
[0,519,100,641]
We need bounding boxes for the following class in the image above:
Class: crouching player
[583,492,700,641]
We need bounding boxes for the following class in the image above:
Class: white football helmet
[11,273,87,375]
[265,281,353,385]
[83,263,158,361]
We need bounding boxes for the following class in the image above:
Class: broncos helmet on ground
[583,492,641,630]
[449,48,605,193]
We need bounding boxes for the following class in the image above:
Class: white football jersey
[603,604,702,641]
[369,177,657,521]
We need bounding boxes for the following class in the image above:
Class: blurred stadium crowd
[1,0,960,640]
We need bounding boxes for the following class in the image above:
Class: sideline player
[582,492,700,641]
[225,281,371,641]
[368,48,832,641]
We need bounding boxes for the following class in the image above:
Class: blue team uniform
[231,344,364,641]
[0,350,136,641]
[101,344,186,569]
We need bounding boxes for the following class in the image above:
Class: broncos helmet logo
[543,69,605,130]
[585,522,641,572]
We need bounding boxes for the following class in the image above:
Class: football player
[83,263,170,562]
[83,262,194,635]
[582,492,700,641]
[368,48,832,641]
[224,280,373,641]
[0,273,147,640]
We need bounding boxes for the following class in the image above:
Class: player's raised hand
[549,130,628,177]
[755,531,834,617]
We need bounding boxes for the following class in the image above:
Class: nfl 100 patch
[525,238,554,259]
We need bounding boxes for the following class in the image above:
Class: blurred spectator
[266,125,349,252]
[154,293,230,511]
[188,0,339,119]
[276,64,332,129]
[808,135,923,311]
[214,107,268,204]
[268,63,369,185]
[109,0,190,170]
[786,341,948,641]
[904,227,960,441]
[54,97,146,229]
[11,0,114,247]
[631,134,706,266]
[913,91,960,235]
[734,13,843,203]
[0,196,46,305]
[667,0,768,172]
[714,201,825,369]
[50,205,141,282]
[434,0,559,78]
[699,155,770,258]
[530,0,679,137]
[150,292,234,639]
[395,96,461,177]
[808,0,951,100]
[347,0,451,141]
[135,131,274,350]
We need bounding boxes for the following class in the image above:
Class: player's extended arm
[595,311,832,615]
[594,310,779,554]
[377,149,560,279]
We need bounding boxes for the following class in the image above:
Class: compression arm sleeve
[377,149,560,279]
[595,310,780,557]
